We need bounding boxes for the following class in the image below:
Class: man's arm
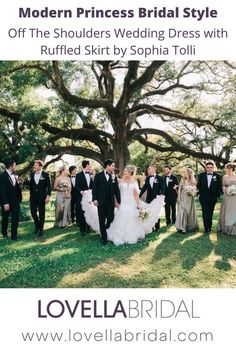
[0,174,8,206]
[92,174,99,202]
[45,173,52,196]
[140,178,148,197]
[114,178,121,204]
[159,176,165,195]
[217,174,223,197]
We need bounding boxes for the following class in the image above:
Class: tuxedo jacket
[163,174,179,203]
[0,170,22,206]
[92,172,121,207]
[197,172,222,200]
[140,175,165,203]
[26,171,51,201]
[75,171,94,202]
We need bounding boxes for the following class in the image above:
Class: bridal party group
[0,158,236,245]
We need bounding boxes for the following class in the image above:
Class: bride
[81,165,164,246]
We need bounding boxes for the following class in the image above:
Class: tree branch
[131,128,228,165]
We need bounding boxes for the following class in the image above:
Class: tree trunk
[113,124,130,172]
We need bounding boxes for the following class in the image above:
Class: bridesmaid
[218,163,236,235]
[175,168,199,233]
[54,166,72,228]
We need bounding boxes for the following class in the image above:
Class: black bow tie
[106,172,111,175]
[85,172,90,174]
[150,175,155,178]
[71,176,75,178]
[207,174,213,176]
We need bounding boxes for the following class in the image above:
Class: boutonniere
[40,177,45,180]
[168,179,173,182]
[154,179,159,184]
[212,176,217,181]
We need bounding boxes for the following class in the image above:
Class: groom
[140,165,165,231]
[92,160,121,245]
[197,160,222,233]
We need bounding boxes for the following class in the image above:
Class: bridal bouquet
[138,208,151,223]
[184,185,197,197]
[60,181,69,190]
[225,185,236,196]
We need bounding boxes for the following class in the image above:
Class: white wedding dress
[81,181,164,246]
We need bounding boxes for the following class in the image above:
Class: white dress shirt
[104,171,110,181]
[166,175,170,187]
[84,171,91,188]
[7,169,16,186]
[71,176,76,187]
[149,175,156,188]
[207,174,213,188]
[34,171,42,185]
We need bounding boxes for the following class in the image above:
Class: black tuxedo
[163,174,179,225]
[197,172,222,232]
[140,175,165,230]
[92,171,121,242]
[25,171,51,234]
[70,176,77,223]
[0,170,22,239]
[75,171,94,234]
[140,175,165,203]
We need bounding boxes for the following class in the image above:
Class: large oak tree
[0,60,235,173]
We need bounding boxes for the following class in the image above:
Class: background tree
[0,60,235,173]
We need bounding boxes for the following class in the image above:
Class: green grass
[0,196,235,288]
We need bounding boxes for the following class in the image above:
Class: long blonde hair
[57,166,66,177]
[181,168,196,185]
[124,165,136,176]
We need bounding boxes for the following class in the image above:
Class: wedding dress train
[81,181,164,246]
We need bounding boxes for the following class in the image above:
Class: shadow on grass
[0,221,159,288]
[214,233,236,271]
[152,230,214,271]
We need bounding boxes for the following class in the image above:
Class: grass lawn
[0,195,236,288]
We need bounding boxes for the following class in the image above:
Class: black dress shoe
[11,236,18,241]
[38,230,44,237]
[101,240,108,245]
[2,234,8,238]
[34,228,39,234]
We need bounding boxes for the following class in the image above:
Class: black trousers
[199,197,216,232]
[76,201,90,233]
[97,204,114,242]
[165,201,177,225]
[30,198,45,231]
[155,219,160,230]
[71,198,77,223]
[1,203,20,238]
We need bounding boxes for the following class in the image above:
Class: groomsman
[140,165,165,231]
[69,165,78,224]
[26,160,51,237]
[197,161,222,233]
[92,160,121,245]
[75,160,94,236]
[163,166,179,226]
[0,160,22,240]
